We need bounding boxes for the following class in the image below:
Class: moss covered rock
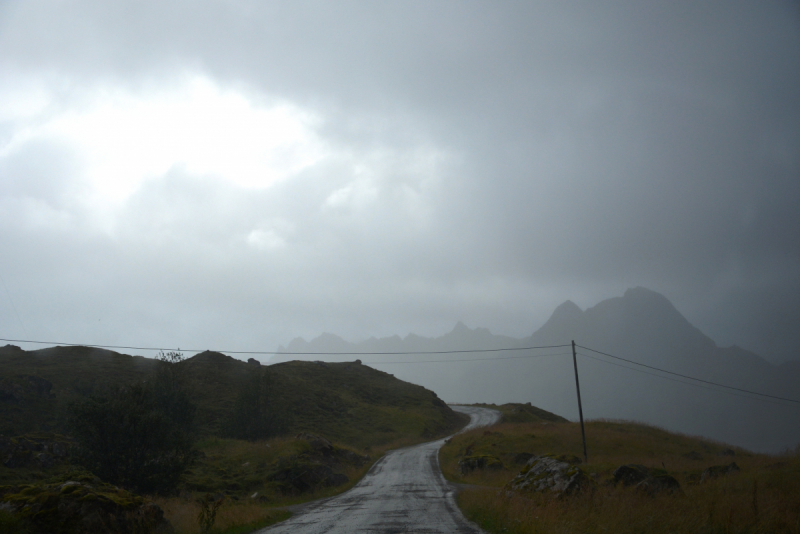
[0,475,172,533]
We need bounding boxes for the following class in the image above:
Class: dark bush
[67,352,197,494]
[225,369,284,440]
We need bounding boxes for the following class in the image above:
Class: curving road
[259,405,500,534]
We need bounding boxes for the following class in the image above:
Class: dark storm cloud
[0,2,798,362]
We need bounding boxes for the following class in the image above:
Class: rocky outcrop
[264,434,370,495]
[459,455,504,475]
[507,454,593,496]
[0,375,54,403]
[267,463,348,494]
[701,462,740,483]
[296,433,334,455]
[0,475,172,533]
[612,464,682,496]
[1,434,72,469]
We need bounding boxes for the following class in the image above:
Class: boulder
[296,433,334,455]
[459,455,504,475]
[635,474,683,496]
[0,477,172,533]
[701,462,740,483]
[613,464,682,496]
[613,464,655,487]
[507,455,593,496]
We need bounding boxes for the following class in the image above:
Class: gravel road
[259,405,501,534]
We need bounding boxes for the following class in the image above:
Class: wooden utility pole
[572,340,588,463]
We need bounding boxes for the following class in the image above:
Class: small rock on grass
[701,462,740,483]
[507,455,593,497]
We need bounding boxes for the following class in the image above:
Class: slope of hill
[274,288,800,452]
[0,345,467,449]
[439,416,800,534]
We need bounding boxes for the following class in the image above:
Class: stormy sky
[1,1,798,364]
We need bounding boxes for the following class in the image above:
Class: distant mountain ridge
[280,321,518,355]
[274,287,800,452]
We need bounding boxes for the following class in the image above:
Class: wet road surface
[259,405,501,534]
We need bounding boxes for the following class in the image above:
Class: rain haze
[1,2,799,370]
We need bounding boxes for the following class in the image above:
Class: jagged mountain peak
[552,300,583,319]
[528,299,586,344]
[584,287,715,353]
[451,321,471,334]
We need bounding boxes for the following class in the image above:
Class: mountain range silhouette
[273,287,800,452]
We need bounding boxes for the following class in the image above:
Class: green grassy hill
[1,344,469,532]
[0,344,467,449]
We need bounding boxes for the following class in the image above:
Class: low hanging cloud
[0,1,798,364]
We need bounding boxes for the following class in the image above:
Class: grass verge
[152,498,291,534]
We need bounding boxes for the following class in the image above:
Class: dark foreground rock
[507,454,593,496]
[1,434,73,470]
[265,435,370,495]
[701,462,740,483]
[613,464,682,496]
[0,475,172,533]
[459,455,504,475]
[613,464,653,486]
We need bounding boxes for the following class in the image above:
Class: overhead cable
[577,352,798,408]
[365,351,573,365]
[0,337,569,356]
[577,344,800,405]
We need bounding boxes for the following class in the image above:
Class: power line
[365,351,573,365]
[2,333,797,406]
[0,337,570,356]
[577,352,798,408]
[577,344,800,405]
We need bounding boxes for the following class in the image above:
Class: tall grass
[441,420,800,534]
[152,497,290,534]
